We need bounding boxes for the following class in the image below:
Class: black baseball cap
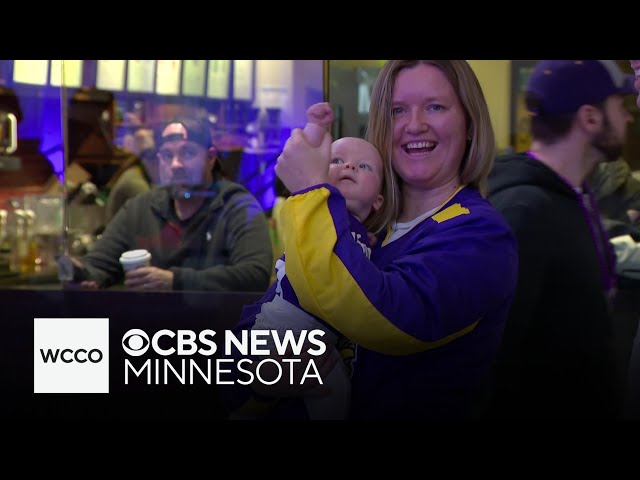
[156,115,227,178]
[156,116,213,149]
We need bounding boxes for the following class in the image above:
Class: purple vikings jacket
[280,183,518,419]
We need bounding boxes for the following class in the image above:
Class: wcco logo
[34,318,109,394]
[40,348,104,364]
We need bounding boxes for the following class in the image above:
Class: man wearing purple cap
[60,116,273,292]
[487,60,635,419]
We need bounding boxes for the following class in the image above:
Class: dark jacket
[487,153,619,419]
[82,180,272,292]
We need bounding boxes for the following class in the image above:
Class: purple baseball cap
[526,60,636,116]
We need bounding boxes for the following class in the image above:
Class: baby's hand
[306,102,334,128]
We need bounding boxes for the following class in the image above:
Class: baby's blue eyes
[331,158,373,171]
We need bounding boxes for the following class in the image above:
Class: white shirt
[387,206,440,244]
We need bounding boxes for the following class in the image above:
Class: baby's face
[328,137,384,222]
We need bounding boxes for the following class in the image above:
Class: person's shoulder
[112,168,150,194]
[489,181,556,215]
[124,164,149,183]
[218,179,252,198]
[442,187,512,229]
[126,186,167,212]
[217,180,265,211]
[488,155,571,211]
[489,188,555,238]
[414,189,516,250]
[404,190,518,280]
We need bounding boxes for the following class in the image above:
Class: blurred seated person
[59,116,272,292]
[610,234,640,281]
[590,156,640,287]
[104,128,157,223]
[590,157,640,239]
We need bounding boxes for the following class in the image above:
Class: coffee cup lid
[119,249,151,265]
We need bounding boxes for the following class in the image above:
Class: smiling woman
[388,64,470,218]
[249,60,520,420]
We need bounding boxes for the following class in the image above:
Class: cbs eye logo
[122,329,150,356]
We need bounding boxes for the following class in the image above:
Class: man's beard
[163,169,208,198]
[592,138,623,162]
[592,112,623,163]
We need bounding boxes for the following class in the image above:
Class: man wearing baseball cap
[487,60,635,419]
[60,115,272,292]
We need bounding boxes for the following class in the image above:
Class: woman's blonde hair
[365,60,496,223]
[361,141,391,235]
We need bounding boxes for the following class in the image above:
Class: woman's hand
[275,128,333,193]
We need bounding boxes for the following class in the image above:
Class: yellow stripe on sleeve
[281,187,479,355]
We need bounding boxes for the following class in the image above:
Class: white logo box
[34,318,109,393]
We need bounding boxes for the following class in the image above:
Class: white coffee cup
[119,249,151,272]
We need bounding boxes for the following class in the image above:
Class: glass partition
[0,60,65,285]
[326,60,386,140]
[0,60,325,292]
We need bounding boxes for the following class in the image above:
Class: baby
[248,102,386,420]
